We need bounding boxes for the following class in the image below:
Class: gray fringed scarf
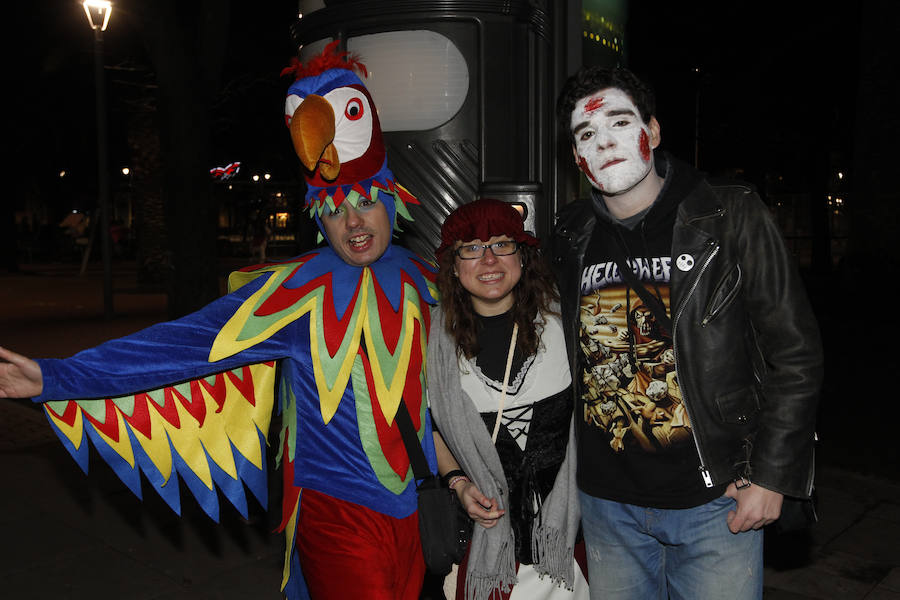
[427,306,580,600]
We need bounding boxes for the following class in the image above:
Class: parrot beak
[290,94,341,181]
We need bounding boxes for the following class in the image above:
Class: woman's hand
[433,432,505,528]
[453,479,505,529]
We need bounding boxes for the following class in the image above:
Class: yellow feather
[210,268,305,363]
[163,409,214,490]
[362,288,426,425]
[195,397,239,479]
[281,491,301,591]
[44,401,85,450]
[69,401,137,469]
[312,271,369,424]
[221,363,277,470]
[129,407,176,484]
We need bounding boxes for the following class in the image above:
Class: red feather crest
[280,39,368,81]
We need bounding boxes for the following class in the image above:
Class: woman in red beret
[427,198,588,600]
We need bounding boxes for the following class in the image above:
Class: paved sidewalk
[1,261,284,598]
[1,400,285,599]
[1,261,898,599]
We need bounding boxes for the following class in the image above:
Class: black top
[473,311,571,564]
[575,155,725,509]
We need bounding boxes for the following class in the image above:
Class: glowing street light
[83,0,114,318]
[82,0,112,32]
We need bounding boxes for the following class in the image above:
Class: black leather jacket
[550,164,823,499]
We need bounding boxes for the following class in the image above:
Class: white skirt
[444,559,590,600]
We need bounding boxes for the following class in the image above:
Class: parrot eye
[344,98,365,121]
[323,86,374,163]
[284,94,302,126]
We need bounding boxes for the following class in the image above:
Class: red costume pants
[297,489,425,599]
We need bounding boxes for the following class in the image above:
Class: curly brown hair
[436,243,559,360]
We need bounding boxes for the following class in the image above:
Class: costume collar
[281,244,437,319]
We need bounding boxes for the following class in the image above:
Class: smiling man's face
[321,198,391,267]
[570,87,660,195]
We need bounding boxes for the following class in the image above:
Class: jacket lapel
[670,181,726,319]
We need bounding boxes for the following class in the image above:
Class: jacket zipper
[700,264,741,327]
[673,240,720,487]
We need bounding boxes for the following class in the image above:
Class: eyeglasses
[455,240,519,260]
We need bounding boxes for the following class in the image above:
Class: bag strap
[361,336,432,481]
[490,322,519,443]
[395,398,433,480]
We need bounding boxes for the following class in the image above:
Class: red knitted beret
[436,198,539,261]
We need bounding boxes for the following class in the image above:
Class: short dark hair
[556,66,656,142]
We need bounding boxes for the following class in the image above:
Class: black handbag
[774,489,819,533]
[395,399,470,576]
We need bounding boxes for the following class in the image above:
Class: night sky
[7,2,892,238]
[626,2,860,189]
[9,1,298,216]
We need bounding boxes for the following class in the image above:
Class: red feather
[281,40,368,81]
[225,366,260,409]
[358,346,410,480]
[276,435,302,533]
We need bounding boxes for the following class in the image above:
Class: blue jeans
[579,492,763,600]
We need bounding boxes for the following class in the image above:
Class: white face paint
[570,88,657,195]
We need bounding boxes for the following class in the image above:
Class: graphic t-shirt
[576,198,724,509]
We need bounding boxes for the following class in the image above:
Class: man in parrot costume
[0,40,438,600]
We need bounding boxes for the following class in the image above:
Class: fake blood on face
[577,155,602,188]
[639,129,651,161]
[583,95,605,114]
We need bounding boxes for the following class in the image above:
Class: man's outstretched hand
[0,347,43,399]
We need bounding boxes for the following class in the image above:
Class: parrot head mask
[282,41,418,247]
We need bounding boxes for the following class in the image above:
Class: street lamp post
[83,0,114,319]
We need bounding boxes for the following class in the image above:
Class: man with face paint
[550,66,823,599]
